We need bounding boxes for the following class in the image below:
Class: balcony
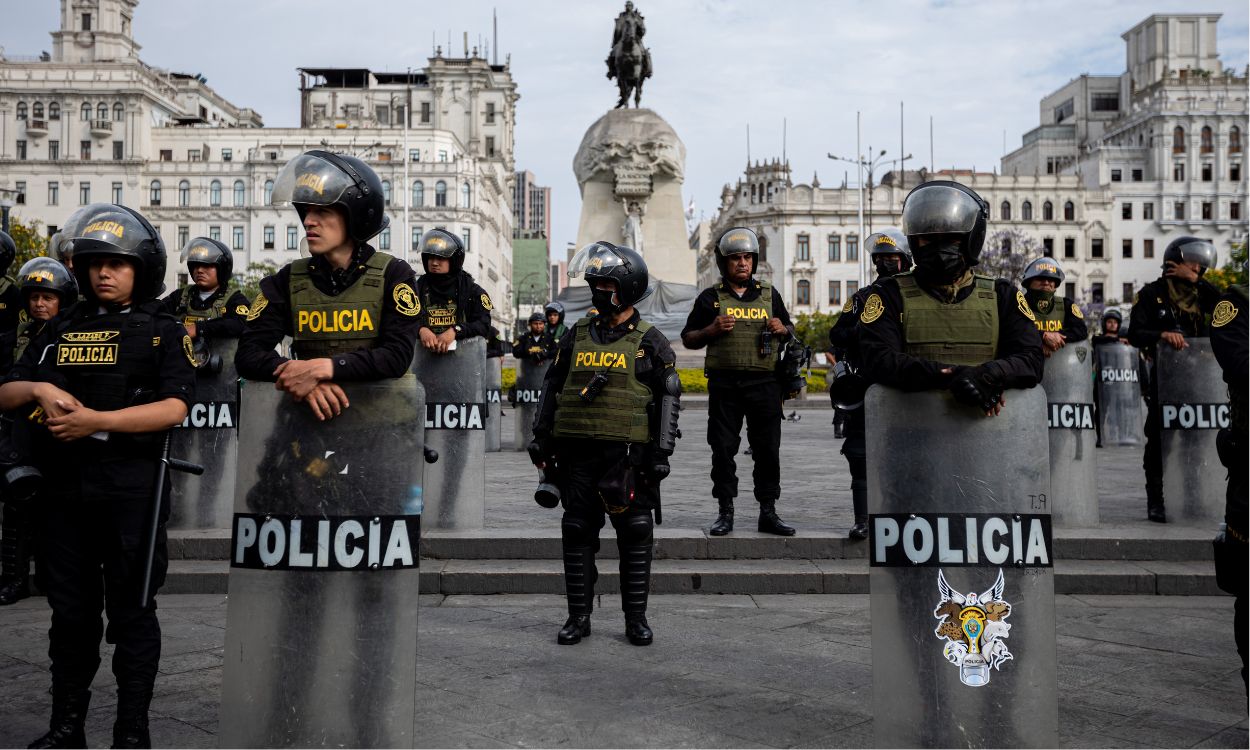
[23,118,48,137]
[89,119,113,137]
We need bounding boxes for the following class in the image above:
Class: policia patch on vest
[57,330,120,366]
[1212,300,1238,328]
[1016,291,1036,322]
[247,293,268,321]
[860,293,884,324]
[393,283,421,317]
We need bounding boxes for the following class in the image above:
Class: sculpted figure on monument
[606,1,653,109]
[622,201,646,255]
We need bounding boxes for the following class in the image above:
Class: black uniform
[858,276,1044,391]
[159,285,251,339]
[827,281,880,526]
[486,327,510,359]
[415,272,493,341]
[1127,277,1221,507]
[1210,284,1248,688]
[0,278,22,334]
[512,330,557,364]
[5,301,194,717]
[682,281,793,504]
[236,246,418,381]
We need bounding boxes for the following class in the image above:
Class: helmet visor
[717,228,759,257]
[1176,239,1218,270]
[181,238,225,267]
[70,204,151,255]
[270,153,354,209]
[420,229,460,258]
[567,242,628,278]
[868,229,909,257]
[902,184,983,237]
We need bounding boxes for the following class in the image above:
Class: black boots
[28,689,90,749]
[849,480,868,540]
[0,576,30,606]
[1,505,32,606]
[848,522,868,540]
[557,615,591,645]
[625,615,653,646]
[111,685,153,749]
[758,501,796,536]
[1146,481,1167,523]
[709,499,734,536]
[558,517,597,645]
[618,514,654,646]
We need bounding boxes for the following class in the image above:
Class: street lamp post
[513,270,546,333]
[828,146,912,285]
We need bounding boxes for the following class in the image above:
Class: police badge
[933,569,1013,687]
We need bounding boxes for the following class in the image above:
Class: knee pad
[561,515,596,546]
[614,512,653,546]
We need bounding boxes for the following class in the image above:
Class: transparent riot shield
[512,358,548,451]
[412,337,486,529]
[219,376,425,748]
[1157,338,1230,522]
[866,386,1058,749]
[1042,341,1099,526]
[169,338,239,529]
[484,356,503,452]
[1095,342,1145,446]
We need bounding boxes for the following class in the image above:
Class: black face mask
[591,288,621,316]
[1025,288,1056,314]
[914,239,967,281]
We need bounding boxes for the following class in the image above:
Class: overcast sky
[6,1,1248,253]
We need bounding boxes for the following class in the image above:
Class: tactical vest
[177,285,228,323]
[52,309,161,413]
[1031,296,1066,333]
[553,320,653,443]
[12,319,37,364]
[289,253,389,359]
[897,273,999,366]
[705,282,775,372]
[422,288,461,334]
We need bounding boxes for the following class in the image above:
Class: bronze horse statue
[606,23,651,108]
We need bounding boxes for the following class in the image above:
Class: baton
[140,431,204,607]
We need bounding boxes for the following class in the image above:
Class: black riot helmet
[49,232,74,267]
[527,311,545,325]
[419,228,466,274]
[1021,257,1065,286]
[1162,236,1217,277]
[568,241,651,310]
[0,231,15,277]
[17,256,78,306]
[271,150,388,243]
[715,226,760,278]
[181,237,234,286]
[866,228,913,277]
[544,300,565,324]
[901,180,990,266]
[68,203,168,303]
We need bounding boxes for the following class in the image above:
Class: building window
[16,102,27,120]
[222,148,232,162]
[847,236,858,261]
[486,102,496,124]
[229,179,244,207]
[438,150,448,162]
[1172,126,1185,154]
[1063,237,1075,258]
[485,136,496,157]
[1131,168,1143,182]
[1174,202,1185,220]
[15,141,25,161]
[434,181,447,207]
[48,182,59,206]
[209,226,221,242]
[409,149,420,163]
[1110,169,1122,182]
[375,105,389,126]
[1200,126,1213,154]
[48,141,59,160]
[1232,163,1242,181]
[381,180,392,206]
[1229,201,1241,220]
[188,149,202,162]
[1091,238,1103,258]
[1022,200,1033,221]
[1123,283,1134,303]
[1122,239,1132,258]
[286,226,298,250]
[461,181,471,208]
[177,226,189,249]
[263,225,275,249]
[232,226,244,250]
[149,180,161,206]
[1043,237,1054,257]
[112,140,123,160]
[159,149,172,162]
[420,102,431,123]
[96,103,107,121]
[827,235,840,262]
[1064,282,1076,299]
[1121,203,1132,220]
[1230,126,1242,154]
[1091,283,1104,304]
[796,234,810,261]
[828,281,841,307]
[14,181,25,205]
[264,179,274,205]
[1172,162,1184,180]
[78,182,90,205]
[412,180,424,206]
[847,280,859,299]
[378,227,391,250]
[796,279,810,306]
[49,102,61,120]
[1201,202,1212,220]
[173,180,188,207]
[80,102,91,121]
[79,141,91,160]
[32,102,44,119]
[1090,92,1119,112]
[412,227,424,250]
[209,180,222,207]
[1144,239,1154,258]
[461,229,471,252]
[1143,202,1154,220]
[1202,163,1213,182]
[113,102,123,122]
[1000,201,1011,221]
[1063,201,1074,221]
[81,12,91,30]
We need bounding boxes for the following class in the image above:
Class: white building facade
[0,0,520,323]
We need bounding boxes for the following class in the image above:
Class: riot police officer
[545,301,568,340]
[1020,257,1087,356]
[1128,236,1221,522]
[1092,309,1126,345]
[827,228,912,539]
[513,312,557,365]
[414,229,493,353]
[159,237,250,344]
[0,231,22,333]
[858,181,1044,411]
[681,227,796,537]
[0,203,195,748]
[530,241,679,646]
[235,150,420,417]
[1211,278,1247,688]
[0,258,78,607]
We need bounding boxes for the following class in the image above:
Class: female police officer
[0,203,194,748]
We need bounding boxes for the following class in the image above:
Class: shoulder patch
[841,298,853,314]
[1017,291,1037,322]
[1071,303,1084,319]
[246,293,268,322]
[18,310,29,324]
[182,334,195,366]
[393,282,421,317]
[481,293,493,311]
[235,304,250,316]
[860,293,884,324]
[636,349,645,359]
[1212,299,1238,328]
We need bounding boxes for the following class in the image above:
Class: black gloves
[649,453,671,481]
[949,363,1004,412]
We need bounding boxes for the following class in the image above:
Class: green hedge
[677,367,829,394]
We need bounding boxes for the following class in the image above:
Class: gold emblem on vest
[62,330,119,343]
[481,293,494,311]
[725,306,769,320]
[1071,303,1084,319]
[393,283,421,317]
[296,308,376,334]
[183,334,195,365]
[246,293,268,321]
[1212,299,1238,328]
[235,304,250,315]
[841,298,853,314]
[57,343,118,365]
[860,293,884,324]
[1016,291,1037,322]
[574,350,629,370]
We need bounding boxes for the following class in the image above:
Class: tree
[1204,240,1248,290]
[235,261,280,301]
[5,214,50,270]
[792,310,838,353]
[976,229,1043,285]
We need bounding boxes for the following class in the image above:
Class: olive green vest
[422,289,459,334]
[177,285,228,323]
[288,252,389,359]
[553,319,653,443]
[897,273,999,366]
[1030,295,1066,333]
[705,282,775,372]
[12,318,36,363]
